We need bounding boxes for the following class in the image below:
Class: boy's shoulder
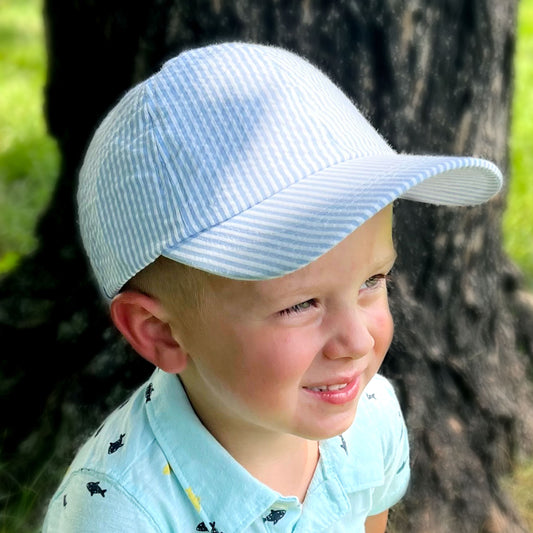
[43,372,205,531]
[43,376,167,531]
[67,377,155,472]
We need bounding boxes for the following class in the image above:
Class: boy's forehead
[203,206,395,304]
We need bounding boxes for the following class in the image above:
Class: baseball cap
[77,42,503,298]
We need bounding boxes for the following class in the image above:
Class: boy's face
[172,206,395,444]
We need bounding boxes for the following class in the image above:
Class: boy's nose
[323,307,375,360]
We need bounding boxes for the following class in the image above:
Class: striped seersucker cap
[78,42,503,299]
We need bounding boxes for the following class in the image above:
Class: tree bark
[1,1,532,531]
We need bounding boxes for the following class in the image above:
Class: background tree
[1,1,532,531]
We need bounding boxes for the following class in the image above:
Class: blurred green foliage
[0,0,59,274]
[504,0,533,286]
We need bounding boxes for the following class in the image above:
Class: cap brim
[162,154,503,280]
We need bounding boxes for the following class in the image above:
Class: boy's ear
[110,291,188,374]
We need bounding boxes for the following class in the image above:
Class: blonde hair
[124,257,208,315]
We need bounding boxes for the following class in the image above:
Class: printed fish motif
[86,481,107,497]
[263,509,286,524]
[145,383,154,402]
[108,433,125,454]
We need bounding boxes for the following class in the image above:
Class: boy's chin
[299,408,359,442]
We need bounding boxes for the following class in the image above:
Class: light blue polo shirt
[43,370,409,532]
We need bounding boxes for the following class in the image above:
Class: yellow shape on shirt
[162,463,172,475]
[185,487,202,512]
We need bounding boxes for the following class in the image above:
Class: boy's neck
[224,432,320,502]
[180,377,320,501]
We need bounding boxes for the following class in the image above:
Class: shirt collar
[146,369,280,532]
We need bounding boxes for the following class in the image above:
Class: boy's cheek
[259,333,319,371]
[371,306,395,351]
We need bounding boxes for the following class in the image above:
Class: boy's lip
[302,374,362,405]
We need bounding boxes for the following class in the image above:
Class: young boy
[43,42,502,532]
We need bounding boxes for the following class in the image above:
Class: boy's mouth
[302,375,362,405]
[304,383,349,392]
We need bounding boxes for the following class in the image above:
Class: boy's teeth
[309,383,348,392]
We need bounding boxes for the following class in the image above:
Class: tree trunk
[1,1,532,531]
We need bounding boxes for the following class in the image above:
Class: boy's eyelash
[278,299,316,316]
[279,273,393,316]
[364,273,393,289]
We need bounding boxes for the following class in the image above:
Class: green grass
[0,0,59,274]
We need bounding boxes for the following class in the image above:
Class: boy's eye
[279,299,316,316]
[361,273,391,291]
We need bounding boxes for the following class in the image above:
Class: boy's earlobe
[110,291,188,374]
